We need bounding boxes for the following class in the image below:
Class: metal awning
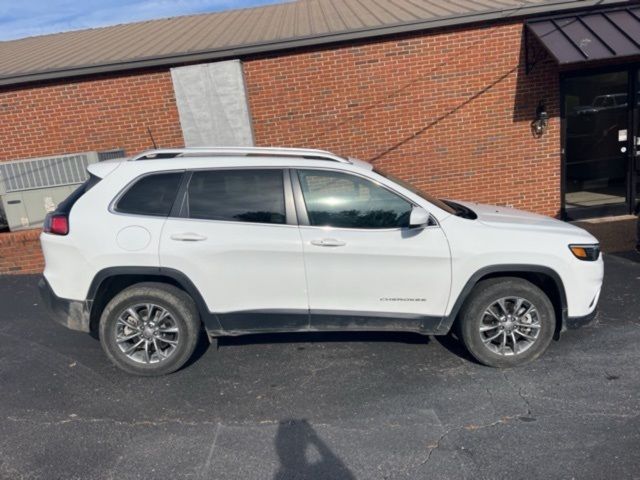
[526,6,640,66]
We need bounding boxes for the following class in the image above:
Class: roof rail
[130,147,351,163]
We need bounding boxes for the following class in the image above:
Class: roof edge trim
[0,0,628,87]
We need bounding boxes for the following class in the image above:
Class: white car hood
[452,201,596,239]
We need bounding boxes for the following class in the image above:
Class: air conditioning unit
[0,152,99,231]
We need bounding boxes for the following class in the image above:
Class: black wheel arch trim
[86,266,223,332]
[86,264,569,338]
[437,264,568,334]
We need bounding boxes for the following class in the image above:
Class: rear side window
[116,172,183,217]
[186,169,286,224]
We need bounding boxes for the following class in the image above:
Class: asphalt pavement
[0,253,639,480]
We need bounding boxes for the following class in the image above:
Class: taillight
[44,213,69,236]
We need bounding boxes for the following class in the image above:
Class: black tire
[458,277,555,368]
[99,282,201,376]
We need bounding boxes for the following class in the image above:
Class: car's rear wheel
[99,283,200,376]
[458,277,556,368]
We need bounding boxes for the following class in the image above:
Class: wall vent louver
[98,149,126,162]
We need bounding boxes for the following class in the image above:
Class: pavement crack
[298,360,340,387]
[413,407,640,477]
[421,427,455,466]
[501,371,533,418]
[419,416,516,469]
[484,387,497,414]
[517,386,533,417]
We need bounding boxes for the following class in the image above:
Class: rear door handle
[170,232,207,242]
[311,238,346,247]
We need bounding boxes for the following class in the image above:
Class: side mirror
[409,206,430,228]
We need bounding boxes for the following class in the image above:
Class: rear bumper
[38,277,91,333]
[565,308,598,330]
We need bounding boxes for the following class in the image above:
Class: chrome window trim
[157,215,302,229]
[108,165,441,230]
[296,223,441,233]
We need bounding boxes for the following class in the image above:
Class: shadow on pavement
[608,250,640,264]
[433,333,479,365]
[273,419,355,480]
[181,325,213,369]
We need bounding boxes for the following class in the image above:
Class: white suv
[39,147,603,376]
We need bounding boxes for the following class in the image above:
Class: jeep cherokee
[39,147,603,375]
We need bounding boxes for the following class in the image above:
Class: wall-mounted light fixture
[531,101,549,137]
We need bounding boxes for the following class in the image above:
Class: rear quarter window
[115,172,183,217]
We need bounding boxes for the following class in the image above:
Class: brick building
[0,0,638,273]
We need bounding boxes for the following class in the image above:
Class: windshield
[373,168,457,215]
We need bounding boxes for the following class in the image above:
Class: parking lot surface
[1,253,639,480]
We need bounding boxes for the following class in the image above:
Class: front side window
[187,169,286,224]
[373,168,457,215]
[297,170,412,229]
[116,172,183,217]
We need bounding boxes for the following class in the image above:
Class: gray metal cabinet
[0,152,99,231]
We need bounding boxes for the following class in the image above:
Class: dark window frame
[175,167,296,226]
[560,63,640,220]
[112,170,185,218]
[291,167,416,230]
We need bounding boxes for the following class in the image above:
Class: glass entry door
[563,70,631,219]
[635,70,640,215]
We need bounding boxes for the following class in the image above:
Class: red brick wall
[0,69,184,161]
[0,229,43,274]
[0,69,185,275]
[244,21,561,216]
[0,21,562,275]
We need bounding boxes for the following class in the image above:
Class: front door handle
[170,232,207,242]
[311,238,346,247]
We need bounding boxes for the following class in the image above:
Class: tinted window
[297,170,412,229]
[187,169,286,224]
[116,172,183,217]
[373,168,456,215]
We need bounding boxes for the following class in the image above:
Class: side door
[293,168,451,332]
[159,168,309,332]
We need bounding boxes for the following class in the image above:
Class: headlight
[568,244,600,261]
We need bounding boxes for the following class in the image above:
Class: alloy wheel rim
[479,297,541,356]
[115,304,180,364]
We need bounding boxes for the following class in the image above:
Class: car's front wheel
[99,282,201,376]
[458,277,556,368]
